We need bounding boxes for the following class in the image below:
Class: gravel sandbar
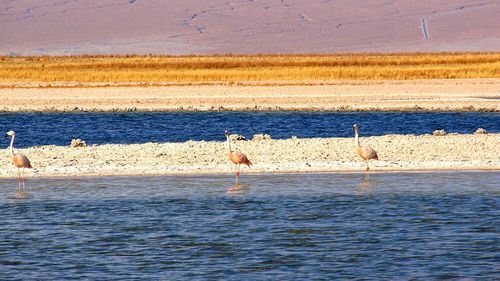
[1,133,498,178]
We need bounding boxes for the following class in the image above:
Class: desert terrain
[1,0,499,55]
[0,79,498,112]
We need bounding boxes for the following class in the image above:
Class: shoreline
[0,107,498,113]
[2,134,498,178]
[1,169,498,180]
[0,79,498,112]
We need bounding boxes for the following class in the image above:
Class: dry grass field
[1,53,499,85]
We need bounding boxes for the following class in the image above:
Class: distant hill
[1,0,499,55]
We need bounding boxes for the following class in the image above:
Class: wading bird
[352,124,378,171]
[6,131,32,191]
[225,130,252,178]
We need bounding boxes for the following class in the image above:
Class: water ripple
[0,172,498,279]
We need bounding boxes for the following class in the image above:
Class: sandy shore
[0,79,499,112]
[1,133,498,178]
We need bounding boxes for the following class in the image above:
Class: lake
[1,111,498,147]
[0,171,498,279]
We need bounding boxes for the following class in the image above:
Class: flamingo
[5,130,32,192]
[352,124,378,171]
[225,130,252,178]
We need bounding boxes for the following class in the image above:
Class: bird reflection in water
[356,172,372,190]
[8,190,34,200]
[226,182,250,196]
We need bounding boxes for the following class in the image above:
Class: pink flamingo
[352,124,378,171]
[6,131,32,191]
[225,130,252,178]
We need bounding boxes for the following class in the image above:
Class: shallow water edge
[1,168,499,181]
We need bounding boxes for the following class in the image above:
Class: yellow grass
[1,53,499,84]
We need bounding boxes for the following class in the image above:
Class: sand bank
[1,133,498,178]
[0,79,498,112]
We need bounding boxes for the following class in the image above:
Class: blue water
[0,172,498,280]
[1,112,498,148]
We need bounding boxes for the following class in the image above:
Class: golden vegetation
[1,53,499,85]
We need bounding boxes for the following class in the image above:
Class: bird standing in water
[352,124,378,171]
[225,130,252,179]
[6,130,32,192]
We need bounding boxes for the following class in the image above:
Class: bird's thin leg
[366,160,370,171]
[236,164,241,177]
[22,169,26,192]
[17,168,22,191]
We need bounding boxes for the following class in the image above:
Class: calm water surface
[1,112,499,147]
[0,172,498,280]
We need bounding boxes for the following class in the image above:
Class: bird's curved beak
[4,133,7,140]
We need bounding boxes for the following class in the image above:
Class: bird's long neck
[354,128,360,147]
[226,135,232,152]
[9,135,15,156]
